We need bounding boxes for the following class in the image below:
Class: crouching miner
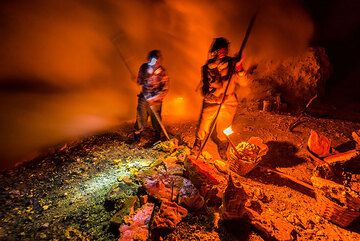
[132,50,169,143]
[192,37,245,160]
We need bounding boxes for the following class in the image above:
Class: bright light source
[149,57,157,66]
[223,126,234,136]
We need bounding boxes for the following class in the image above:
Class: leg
[134,96,149,140]
[149,102,162,140]
[214,96,238,160]
[192,101,218,153]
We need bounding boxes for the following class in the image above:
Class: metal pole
[149,105,170,141]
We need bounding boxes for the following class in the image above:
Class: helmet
[210,37,229,53]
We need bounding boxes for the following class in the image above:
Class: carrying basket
[311,176,360,227]
[229,137,268,176]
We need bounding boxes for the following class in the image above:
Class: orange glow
[223,126,234,136]
[175,97,184,103]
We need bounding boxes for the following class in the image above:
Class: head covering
[210,37,229,53]
[147,49,161,61]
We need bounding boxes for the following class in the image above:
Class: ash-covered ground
[0,103,360,241]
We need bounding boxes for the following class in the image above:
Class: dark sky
[302,0,360,99]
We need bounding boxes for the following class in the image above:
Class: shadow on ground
[261,141,307,168]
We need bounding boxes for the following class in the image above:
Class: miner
[192,37,245,160]
[131,50,169,143]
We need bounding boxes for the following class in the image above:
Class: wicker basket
[229,137,268,176]
[312,176,360,227]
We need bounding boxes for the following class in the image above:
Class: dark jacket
[137,63,169,102]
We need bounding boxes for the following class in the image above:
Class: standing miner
[192,37,245,160]
[132,50,169,143]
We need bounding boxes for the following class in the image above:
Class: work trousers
[134,96,162,137]
[196,94,238,145]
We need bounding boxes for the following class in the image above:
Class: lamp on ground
[223,126,243,159]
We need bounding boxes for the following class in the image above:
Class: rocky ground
[0,103,360,241]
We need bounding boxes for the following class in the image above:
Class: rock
[205,185,223,207]
[221,175,248,220]
[184,156,226,188]
[119,203,155,241]
[139,195,148,205]
[142,176,173,201]
[42,223,50,228]
[245,47,330,108]
[152,139,178,153]
[111,196,140,227]
[286,213,303,228]
[253,188,265,201]
[169,145,190,162]
[163,156,184,176]
[152,199,188,229]
[214,160,228,174]
[307,130,331,158]
[178,178,204,210]
[106,182,139,210]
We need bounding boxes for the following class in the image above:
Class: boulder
[118,203,155,241]
[152,199,188,229]
[178,178,204,210]
[242,47,331,109]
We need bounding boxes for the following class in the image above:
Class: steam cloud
[0,0,313,169]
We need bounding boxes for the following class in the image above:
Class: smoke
[0,0,313,169]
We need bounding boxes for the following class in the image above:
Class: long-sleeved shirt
[137,63,169,102]
[201,56,244,103]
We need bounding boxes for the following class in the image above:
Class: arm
[137,64,147,85]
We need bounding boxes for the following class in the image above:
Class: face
[217,48,228,59]
[149,58,158,66]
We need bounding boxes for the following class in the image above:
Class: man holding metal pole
[131,50,169,143]
[192,37,246,160]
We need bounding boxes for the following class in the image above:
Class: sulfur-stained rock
[152,199,188,229]
[110,196,140,227]
[118,203,154,241]
[168,145,191,163]
[214,160,228,174]
[106,182,139,210]
[163,156,184,176]
[152,139,178,153]
[178,178,204,210]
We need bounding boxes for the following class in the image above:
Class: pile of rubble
[106,128,360,240]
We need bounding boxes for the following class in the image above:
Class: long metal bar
[149,105,170,141]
